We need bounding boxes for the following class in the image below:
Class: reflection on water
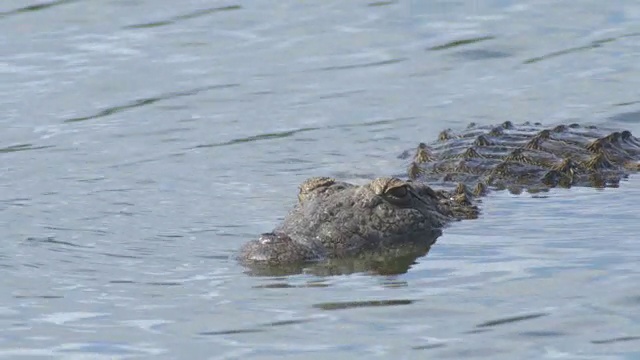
[1,0,640,358]
[243,243,433,277]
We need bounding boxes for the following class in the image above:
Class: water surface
[1,0,639,358]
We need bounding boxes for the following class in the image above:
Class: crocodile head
[239,177,453,271]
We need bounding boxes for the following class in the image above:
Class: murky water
[1,0,639,358]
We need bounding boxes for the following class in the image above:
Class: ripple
[0,0,80,18]
[192,117,416,149]
[0,144,54,153]
[428,36,495,51]
[591,336,640,345]
[24,236,93,249]
[63,84,239,123]
[313,299,414,311]
[314,58,407,72]
[124,5,242,29]
[524,38,615,64]
[412,343,447,350]
[199,318,318,336]
[523,32,640,64]
[475,313,549,328]
[368,1,397,6]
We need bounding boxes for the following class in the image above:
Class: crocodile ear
[298,177,335,203]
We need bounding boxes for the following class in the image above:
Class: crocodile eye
[385,185,409,199]
[370,178,412,205]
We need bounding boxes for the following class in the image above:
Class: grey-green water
[1,1,639,359]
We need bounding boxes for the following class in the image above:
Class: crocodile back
[404,121,640,194]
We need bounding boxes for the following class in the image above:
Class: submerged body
[239,121,640,273]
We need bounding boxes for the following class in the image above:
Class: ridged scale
[402,121,640,195]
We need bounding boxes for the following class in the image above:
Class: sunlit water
[1,0,639,358]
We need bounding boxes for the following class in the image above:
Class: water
[1,0,639,358]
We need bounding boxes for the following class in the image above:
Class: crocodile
[239,121,640,275]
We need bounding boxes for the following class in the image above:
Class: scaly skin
[405,121,640,193]
[239,121,640,275]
